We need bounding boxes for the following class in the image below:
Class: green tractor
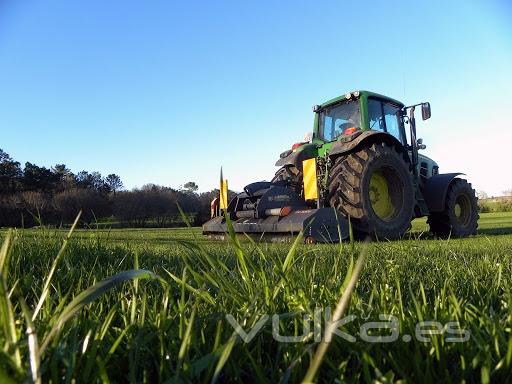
[203,90,479,242]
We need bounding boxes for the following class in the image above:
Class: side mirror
[421,102,431,120]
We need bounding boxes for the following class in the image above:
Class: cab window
[318,100,360,142]
[367,98,404,143]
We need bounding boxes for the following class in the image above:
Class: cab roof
[320,90,405,108]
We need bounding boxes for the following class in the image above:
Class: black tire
[427,178,479,237]
[271,166,303,195]
[327,142,414,239]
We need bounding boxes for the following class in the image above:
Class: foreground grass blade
[302,242,368,383]
[40,269,161,355]
[33,211,82,320]
[0,229,13,277]
[18,296,40,384]
[175,303,197,379]
[164,268,215,305]
[282,231,303,274]
[224,213,250,284]
[0,367,16,384]
[212,334,237,384]
[506,334,512,368]
[0,230,21,370]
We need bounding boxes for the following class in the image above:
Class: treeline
[0,149,229,227]
[479,197,512,213]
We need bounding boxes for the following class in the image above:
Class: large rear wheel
[427,178,479,237]
[327,142,414,239]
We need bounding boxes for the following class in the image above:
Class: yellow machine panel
[302,158,318,200]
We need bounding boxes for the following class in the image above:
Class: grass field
[1,212,512,382]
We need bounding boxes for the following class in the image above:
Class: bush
[478,198,512,213]
[53,189,110,224]
[478,201,491,213]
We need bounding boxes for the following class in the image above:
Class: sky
[0,0,511,196]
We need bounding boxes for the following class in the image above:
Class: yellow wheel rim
[369,170,395,221]
[454,194,471,225]
[454,203,462,218]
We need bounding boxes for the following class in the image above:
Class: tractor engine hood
[418,153,439,172]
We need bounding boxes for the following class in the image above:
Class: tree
[22,191,52,221]
[112,191,143,226]
[23,162,58,192]
[90,172,108,193]
[477,190,488,199]
[75,171,108,193]
[141,183,161,192]
[53,189,110,224]
[76,171,93,189]
[183,181,198,193]
[0,149,22,194]
[105,174,123,194]
[52,164,76,191]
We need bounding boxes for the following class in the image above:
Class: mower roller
[203,90,479,242]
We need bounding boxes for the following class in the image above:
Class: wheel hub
[454,193,471,225]
[369,170,396,221]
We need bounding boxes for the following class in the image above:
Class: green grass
[0,213,512,382]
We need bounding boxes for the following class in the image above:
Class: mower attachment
[202,182,350,243]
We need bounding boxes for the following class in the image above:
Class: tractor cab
[313,91,436,182]
[315,98,361,141]
[313,91,407,145]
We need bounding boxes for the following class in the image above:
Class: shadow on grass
[407,226,512,241]
[477,227,512,236]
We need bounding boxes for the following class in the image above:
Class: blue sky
[0,0,511,195]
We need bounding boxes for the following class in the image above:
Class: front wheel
[427,178,479,237]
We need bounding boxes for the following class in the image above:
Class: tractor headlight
[345,92,352,99]
[352,91,360,97]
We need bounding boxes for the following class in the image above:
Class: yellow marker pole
[220,167,228,210]
[302,158,319,201]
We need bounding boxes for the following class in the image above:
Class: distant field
[0,212,511,382]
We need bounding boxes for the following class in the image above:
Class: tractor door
[367,98,407,146]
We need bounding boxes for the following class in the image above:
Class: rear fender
[328,131,406,158]
[423,173,464,212]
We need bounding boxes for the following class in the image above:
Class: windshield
[318,100,360,142]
